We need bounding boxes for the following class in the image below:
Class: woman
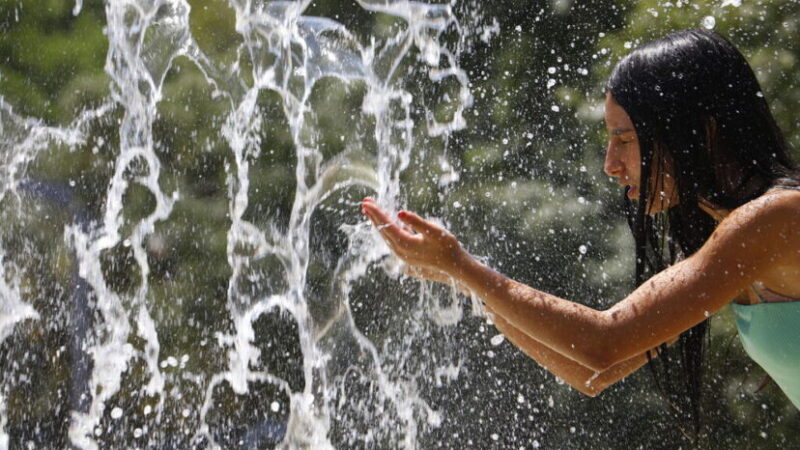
[360,28,800,419]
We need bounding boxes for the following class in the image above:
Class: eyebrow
[610,128,635,136]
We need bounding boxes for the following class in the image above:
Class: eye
[610,136,632,147]
[618,131,636,143]
[608,130,636,147]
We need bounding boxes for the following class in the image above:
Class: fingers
[360,198,415,249]
[361,199,397,232]
[397,210,440,235]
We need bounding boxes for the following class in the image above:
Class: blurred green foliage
[1,0,798,448]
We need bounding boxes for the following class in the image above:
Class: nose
[604,142,623,177]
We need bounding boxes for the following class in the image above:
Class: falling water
[0,0,471,448]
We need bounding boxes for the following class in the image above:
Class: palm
[360,198,464,275]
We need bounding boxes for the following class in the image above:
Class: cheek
[624,154,641,180]
[627,145,642,179]
[630,143,642,167]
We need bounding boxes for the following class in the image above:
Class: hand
[360,198,466,276]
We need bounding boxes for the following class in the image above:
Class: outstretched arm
[404,265,662,395]
[361,193,799,371]
[489,309,657,396]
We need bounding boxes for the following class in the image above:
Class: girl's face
[603,92,678,214]
[604,92,641,200]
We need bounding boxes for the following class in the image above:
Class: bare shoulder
[708,189,800,266]
[724,188,800,228]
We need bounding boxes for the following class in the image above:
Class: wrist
[443,246,473,278]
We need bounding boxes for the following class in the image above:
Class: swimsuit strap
[750,282,800,304]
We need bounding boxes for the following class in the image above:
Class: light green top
[732,301,800,409]
[729,185,800,409]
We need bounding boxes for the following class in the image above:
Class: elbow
[582,352,617,373]
[577,313,626,372]
[574,339,618,372]
[584,388,604,398]
[576,386,602,398]
[570,379,609,398]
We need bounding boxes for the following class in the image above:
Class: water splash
[0,0,472,447]
[0,250,39,447]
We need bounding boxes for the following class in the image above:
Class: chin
[625,186,639,200]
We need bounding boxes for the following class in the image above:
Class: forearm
[449,253,617,370]
[427,269,652,394]
[490,311,650,396]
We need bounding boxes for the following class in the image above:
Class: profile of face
[603,92,678,215]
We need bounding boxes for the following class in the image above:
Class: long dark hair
[607,29,799,434]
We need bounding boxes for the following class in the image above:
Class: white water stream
[0,0,472,448]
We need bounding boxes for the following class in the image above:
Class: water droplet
[578,245,587,255]
[702,16,716,29]
[110,407,123,419]
[490,334,505,346]
[271,401,280,412]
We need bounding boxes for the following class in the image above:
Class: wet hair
[607,29,799,434]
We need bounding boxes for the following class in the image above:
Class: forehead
[604,92,634,131]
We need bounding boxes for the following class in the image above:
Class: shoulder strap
[744,285,762,305]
